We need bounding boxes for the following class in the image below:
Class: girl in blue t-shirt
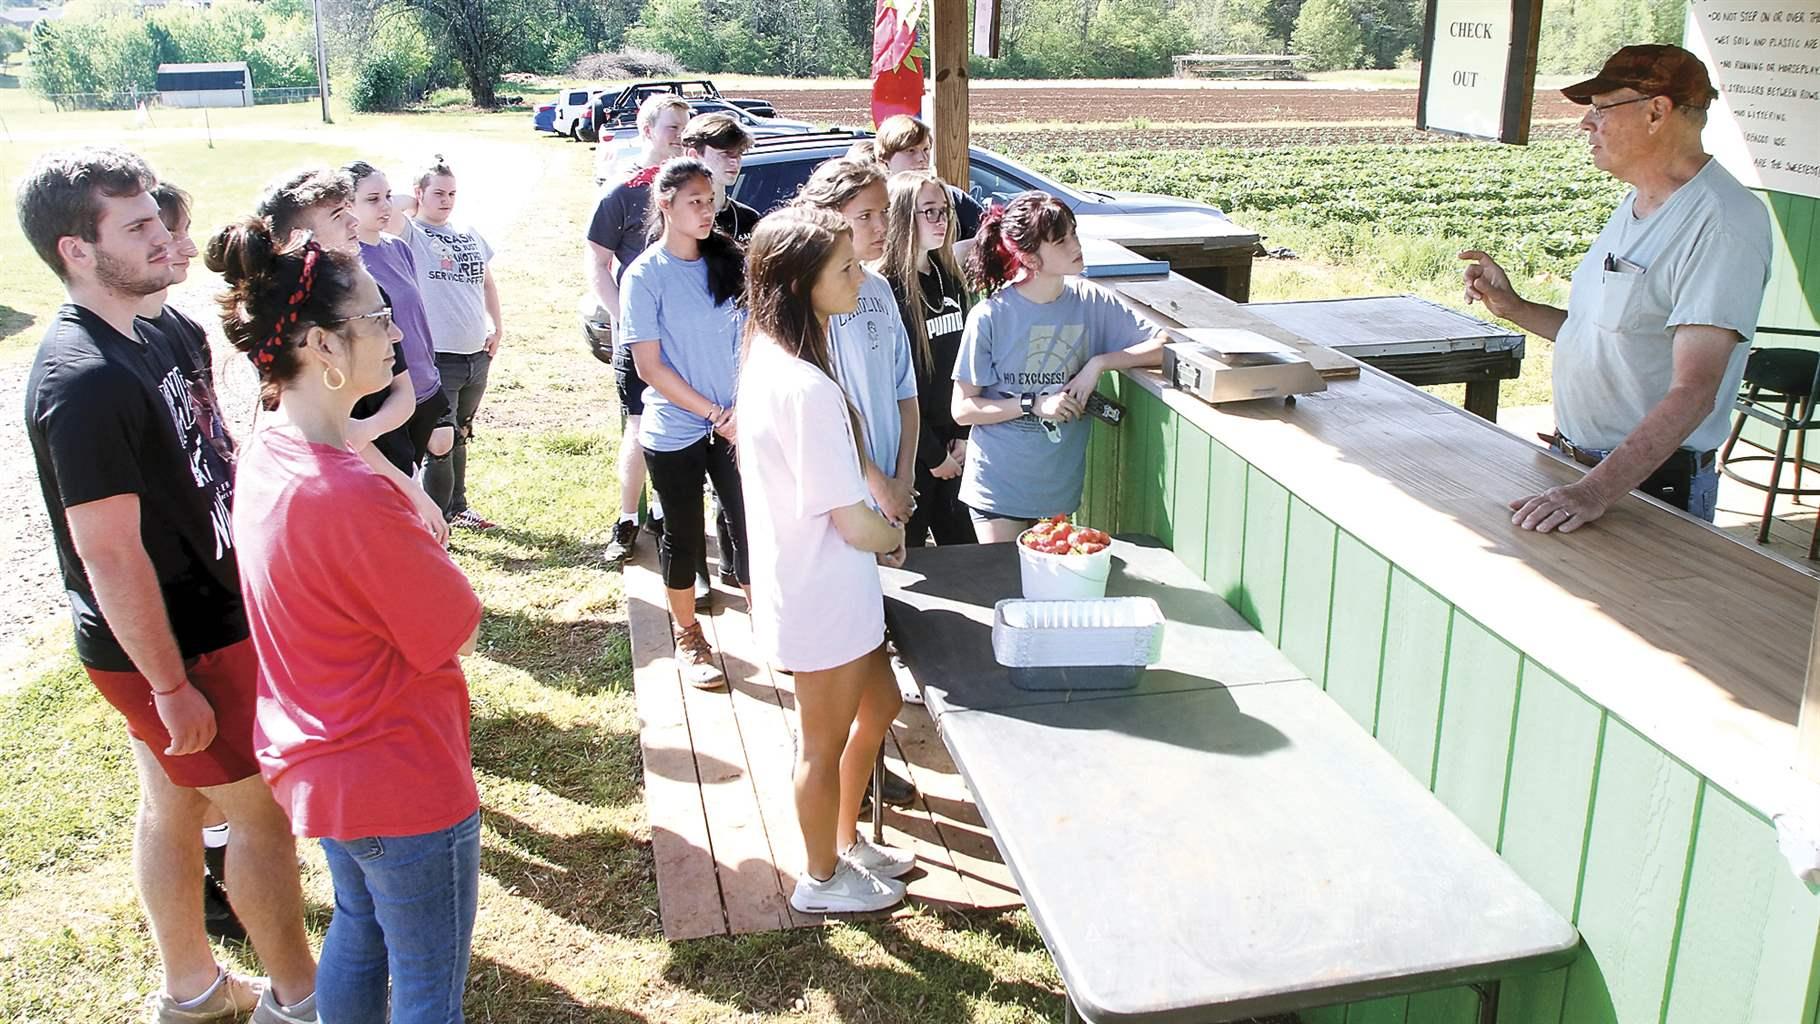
[952,192,1166,543]
[621,157,749,689]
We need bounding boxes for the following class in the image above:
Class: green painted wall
[1083,378,1820,1024]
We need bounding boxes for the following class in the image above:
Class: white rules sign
[1417,0,1544,143]
[1686,0,1820,199]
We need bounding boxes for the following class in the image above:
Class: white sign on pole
[1686,0,1820,199]
[1423,0,1515,138]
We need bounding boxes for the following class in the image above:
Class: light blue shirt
[955,280,1150,517]
[620,246,744,453]
[829,269,917,474]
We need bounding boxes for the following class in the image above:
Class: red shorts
[84,638,262,789]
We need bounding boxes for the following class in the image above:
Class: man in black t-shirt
[17,147,319,1019]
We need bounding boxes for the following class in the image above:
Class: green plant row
[1027,140,1629,282]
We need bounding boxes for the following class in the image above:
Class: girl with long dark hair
[622,158,751,689]
[738,206,914,914]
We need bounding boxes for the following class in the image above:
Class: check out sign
[1418,0,1545,144]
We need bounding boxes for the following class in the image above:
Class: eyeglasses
[916,206,948,224]
[1586,95,1655,121]
[324,306,394,332]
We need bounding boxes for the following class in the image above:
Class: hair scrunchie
[250,242,321,367]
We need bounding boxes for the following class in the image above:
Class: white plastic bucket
[1017,536,1113,600]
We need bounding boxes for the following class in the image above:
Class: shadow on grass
[0,305,35,343]
[480,806,660,940]
[479,608,630,698]
[458,522,609,574]
[471,707,640,807]
[662,908,1065,1022]
[468,953,653,1023]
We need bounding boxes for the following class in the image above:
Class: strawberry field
[1025,139,1627,283]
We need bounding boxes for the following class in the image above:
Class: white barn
[156,62,253,108]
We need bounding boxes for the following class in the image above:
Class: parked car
[729,132,1234,235]
[579,131,1233,350]
[533,97,557,133]
[588,79,779,140]
[553,86,605,140]
[592,101,824,186]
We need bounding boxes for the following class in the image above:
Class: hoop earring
[323,365,347,391]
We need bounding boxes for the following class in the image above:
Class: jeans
[424,351,491,516]
[1549,437,1719,523]
[643,436,749,590]
[318,811,482,1024]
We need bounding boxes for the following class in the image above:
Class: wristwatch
[1020,393,1036,416]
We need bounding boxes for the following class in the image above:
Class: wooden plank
[1238,466,1290,643]
[1496,968,1569,1024]
[1124,385,1158,539]
[698,590,824,930]
[1301,1006,1349,1024]
[626,552,728,939]
[1404,986,1479,1024]
[1171,421,1212,582]
[1205,437,1248,605]
[1560,720,1701,1024]
[1345,995,1408,1024]
[681,609,795,936]
[1105,273,1361,379]
[1373,570,1452,787]
[1280,496,1338,688]
[1432,614,1522,847]
[1663,786,1820,1024]
[1117,360,1820,823]
[929,0,968,189]
[888,712,1023,907]
[1497,661,1601,918]
[1155,408,1179,548]
[1324,531,1390,729]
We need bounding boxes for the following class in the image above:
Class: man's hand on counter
[1509,481,1610,534]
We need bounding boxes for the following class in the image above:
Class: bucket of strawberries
[1016,515,1114,600]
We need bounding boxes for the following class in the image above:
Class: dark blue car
[532,97,557,133]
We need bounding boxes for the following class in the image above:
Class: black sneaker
[601,519,639,566]
[863,764,918,809]
[718,563,741,587]
[202,873,246,943]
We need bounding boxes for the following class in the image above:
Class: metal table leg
[872,744,885,842]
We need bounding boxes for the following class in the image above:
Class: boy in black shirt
[18,147,318,1022]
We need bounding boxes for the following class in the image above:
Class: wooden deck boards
[626,543,1023,941]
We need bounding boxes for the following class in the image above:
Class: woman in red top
[208,218,484,1024]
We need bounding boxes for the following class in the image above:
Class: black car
[589,79,778,139]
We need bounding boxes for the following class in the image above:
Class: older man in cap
[1462,44,1772,532]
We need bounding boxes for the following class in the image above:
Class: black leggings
[905,462,975,547]
[643,437,750,591]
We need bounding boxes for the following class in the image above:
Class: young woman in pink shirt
[208,218,484,1024]
[738,206,916,914]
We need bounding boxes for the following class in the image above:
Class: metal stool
[1719,328,1820,558]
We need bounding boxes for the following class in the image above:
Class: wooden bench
[1173,54,1305,81]
[881,538,1579,1023]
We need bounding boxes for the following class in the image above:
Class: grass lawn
[0,82,1594,1022]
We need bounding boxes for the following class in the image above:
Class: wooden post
[1800,597,1820,779]
[930,0,970,191]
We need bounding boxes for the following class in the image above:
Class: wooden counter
[1083,360,1820,1024]
[1118,362,1813,821]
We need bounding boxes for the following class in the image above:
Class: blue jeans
[318,811,482,1024]
[1549,438,1719,523]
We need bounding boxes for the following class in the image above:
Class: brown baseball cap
[1561,44,1719,109]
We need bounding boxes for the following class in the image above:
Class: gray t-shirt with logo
[399,216,495,356]
[1554,158,1772,452]
[954,280,1150,518]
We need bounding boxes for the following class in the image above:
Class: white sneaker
[790,859,906,914]
[252,986,318,1024]
[842,835,916,879]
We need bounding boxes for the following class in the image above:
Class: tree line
[22,0,1692,110]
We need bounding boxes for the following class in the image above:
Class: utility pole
[312,0,333,124]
